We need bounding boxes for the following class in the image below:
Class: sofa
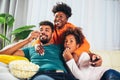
[0,50,120,80]
[91,50,120,71]
[0,50,120,70]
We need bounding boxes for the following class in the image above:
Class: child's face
[64,34,79,53]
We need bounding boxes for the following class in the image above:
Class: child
[63,27,120,80]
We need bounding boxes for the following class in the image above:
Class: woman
[63,27,120,80]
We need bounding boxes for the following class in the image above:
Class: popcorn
[9,60,39,79]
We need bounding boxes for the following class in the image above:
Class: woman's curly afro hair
[52,2,72,18]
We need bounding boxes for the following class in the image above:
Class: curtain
[0,0,120,50]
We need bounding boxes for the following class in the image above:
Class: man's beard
[39,36,51,44]
[40,39,49,44]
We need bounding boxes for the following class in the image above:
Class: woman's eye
[60,16,63,18]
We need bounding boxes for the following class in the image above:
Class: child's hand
[63,48,73,61]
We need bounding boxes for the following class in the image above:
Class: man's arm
[0,31,40,56]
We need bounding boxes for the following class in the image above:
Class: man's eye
[46,30,49,32]
[40,29,43,31]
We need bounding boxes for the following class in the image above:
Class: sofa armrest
[91,50,120,71]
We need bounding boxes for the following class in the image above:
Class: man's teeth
[66,47,70,49]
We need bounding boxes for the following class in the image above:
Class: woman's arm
[74,38,90,57]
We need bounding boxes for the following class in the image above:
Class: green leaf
[0,13,14,27]
[0,13,6,17]
[0,13,7,23]
[0,34,11,42]
[11,25,35,34]
[6,15,15,27]
[0,17,5,24]
[13,30,33,40]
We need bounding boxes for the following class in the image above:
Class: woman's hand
[90,54,102,67]
[35,44,44,56]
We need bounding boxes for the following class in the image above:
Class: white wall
[24,0,120,50]
[1,0,119,50]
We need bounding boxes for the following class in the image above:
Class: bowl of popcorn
[9,60,39,79]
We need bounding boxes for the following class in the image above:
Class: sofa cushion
[91,50,120,71]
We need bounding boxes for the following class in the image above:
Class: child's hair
[63,27,85,46]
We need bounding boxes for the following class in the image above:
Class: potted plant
[0,13,35,49]
[0,13,14,48]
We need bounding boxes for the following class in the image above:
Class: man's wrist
[24,38,31,44]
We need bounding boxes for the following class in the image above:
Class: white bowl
[9,60,39,79]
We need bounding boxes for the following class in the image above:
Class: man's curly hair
[52,2,72,18]
[39,20,54,32]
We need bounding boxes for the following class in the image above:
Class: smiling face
[54,11,68,29]
[64,34,80,53]
[39,25,53,44]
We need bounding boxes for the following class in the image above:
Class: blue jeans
[32,75,54,80]
[30,71,78,80]
[101,69,120,80]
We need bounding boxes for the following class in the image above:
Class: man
[0,21,77,80]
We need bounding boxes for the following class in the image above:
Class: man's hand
[89,53,102,67]
[27,31,40,42]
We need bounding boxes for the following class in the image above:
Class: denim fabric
[30,72,78,80]
[101,69,120,80]
[33,75,54,80]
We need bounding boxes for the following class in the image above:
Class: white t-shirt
[66,52,109,80]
